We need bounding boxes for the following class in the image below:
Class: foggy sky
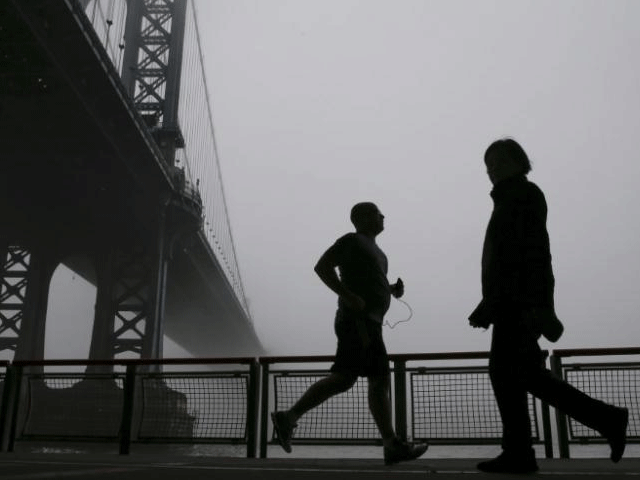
[194,0,640,356]
[37,1,640,360]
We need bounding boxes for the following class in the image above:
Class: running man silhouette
[271,202,428,465]
[470,138,628,473]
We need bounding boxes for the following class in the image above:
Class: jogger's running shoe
[271,411,296,453]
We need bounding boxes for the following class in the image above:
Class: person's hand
[341,292,365,311]
[468,300,492,329]
[391,277,404,298]
[469,320,488,329]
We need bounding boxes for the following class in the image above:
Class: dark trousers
[489,319,614,452]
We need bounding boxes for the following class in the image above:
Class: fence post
[119,364,137,455]
[540,400,554,458]
[246,360,260,458]
[6,365,24,453]
[550,354,570,458]
[0,366,12,452]
[393,359,407,441]
[259,361,270,458]
[0,365,17,452]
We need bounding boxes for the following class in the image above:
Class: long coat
[470,175,555,328]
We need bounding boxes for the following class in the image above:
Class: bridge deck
[1,453,639,479]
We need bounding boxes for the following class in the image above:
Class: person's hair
[350,202,377,228]
[484,138,532,174]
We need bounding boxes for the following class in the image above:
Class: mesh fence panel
[273,372,379,441]
[137,373,249,441]
[21,374,124,438]
[411,367,539,442]
[564,364,640,441]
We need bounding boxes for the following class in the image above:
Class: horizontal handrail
[8,346,640,367]
[12,357,256,367]
[390,351,490,361]
[259,355,334,364]
[259,352,493,365]
[552,347,640,358]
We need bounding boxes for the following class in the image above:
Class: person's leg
[272,312,360,453]
[364,323,428,465]
[367,374,395,442]
[490,321,538,453]
[271,372,356,453]
[367,373,428,465]
[477,321,538,473]
[489,346,533,453]
[288,372,357,422]
[525,364,628,462]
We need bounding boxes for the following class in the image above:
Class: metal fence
[0,358,259,456]
[273,372,379,442]
[0,349,638,458]
[259,352,552,458]
[410,366,540,443]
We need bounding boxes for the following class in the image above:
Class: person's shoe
[271,411,296,453]
[383,438,428,465]
[477,449,539,474]
[605,407,629,463]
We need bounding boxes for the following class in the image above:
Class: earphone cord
[384,298,414,329]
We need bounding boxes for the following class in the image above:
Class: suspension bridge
[0,0,263,362]
[1,4,639,472]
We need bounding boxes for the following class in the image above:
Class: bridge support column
[87,215,169,372]
[87,249,117,369]
[141,210,169,364]
[0,245,21,355]
[11,247,58,369]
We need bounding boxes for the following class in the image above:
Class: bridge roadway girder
[0,0,262,358]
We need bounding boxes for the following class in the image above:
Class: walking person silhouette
[469,138,629,473]
[271,202,428,465]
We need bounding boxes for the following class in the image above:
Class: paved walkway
[1,454,639,479]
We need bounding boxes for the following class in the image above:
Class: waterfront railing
[259,352,551,457]
[0,348,637,458]
[0,358,259,457]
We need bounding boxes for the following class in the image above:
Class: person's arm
[503,189,552,308]
[314,245,369,347]
[314,250,365,311]
[519,192,553,308]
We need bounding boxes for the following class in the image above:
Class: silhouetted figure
[469,138,629,474]
[271,202,427,465]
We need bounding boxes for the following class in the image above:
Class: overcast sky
[35,1,640,361]
[191,0,640,357]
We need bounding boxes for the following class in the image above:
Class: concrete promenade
[1,454,639,479]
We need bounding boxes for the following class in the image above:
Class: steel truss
[0,247,29,353]
[121,0,187,161]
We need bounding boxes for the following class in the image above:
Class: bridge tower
[86,0,196,368]
[0,0,200,368]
